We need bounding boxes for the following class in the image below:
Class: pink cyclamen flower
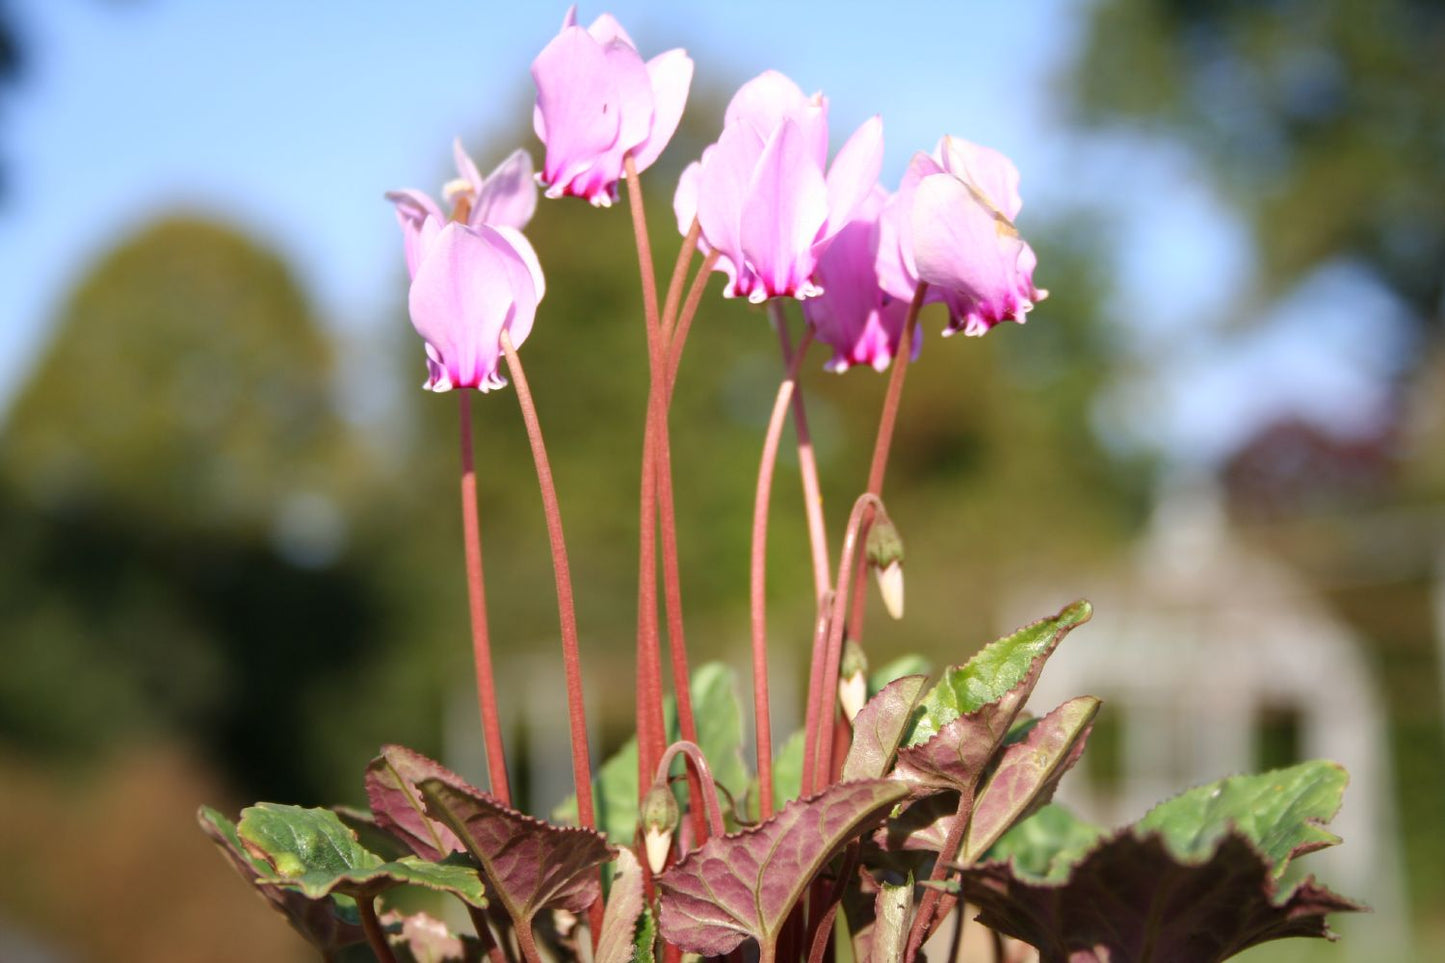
[879,136,1045,336]
[802,185,914,372]
[386,141,545,391]
[674,70,883,303]
[532,6,693,207]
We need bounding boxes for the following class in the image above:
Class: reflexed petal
[824,115,884,236]
[631,49,693,172]
[532,26,622,190]
[739,119,829,300]
[491,225,546,303]
[386,188,444,278]
[472,149,537,230]
[724,70,827,162]
[912,174,1036,333]
[586,12,636,49]
[408,223,527,391]
[453,137,485,196]
[937,135,1022,220]
[697,122,764,291]
[673,160,701,236]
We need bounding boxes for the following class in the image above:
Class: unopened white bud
[875,559,904,620]
[644,825,673,876]
[839,670,867,723]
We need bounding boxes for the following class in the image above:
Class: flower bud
[866,515,905,620]
[640,783,680,875]
[838,639,869,723]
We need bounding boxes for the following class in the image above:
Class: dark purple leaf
[655,779,908,960]
[959,832,1362,962]
[842,675,927,782]
[367,744,474,860]
[961,697,1098,862]
[198,805,364,953]
[419,778,613,932]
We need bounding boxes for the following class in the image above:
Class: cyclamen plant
[201,8,1363,963]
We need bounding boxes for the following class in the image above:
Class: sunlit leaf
[198,805,363,952]
[907,600,1091,747]
[959,762,1362,962]
[237,803,487,907]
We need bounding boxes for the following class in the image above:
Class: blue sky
[0,0,1401,463]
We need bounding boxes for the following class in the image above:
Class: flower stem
[655,740,726,839]
[848,282,929,645]
[664,250,720,395]
[662,219,701,339]
[807,494,882,792]
[749,329,814,819]
[358,893,399,963]
[623,154,660,339]
[768,302,831,603]
[458,392,511,805]
[904,787,975,963]
[498,331,595,832]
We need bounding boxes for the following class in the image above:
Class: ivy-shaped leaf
[419,779,613,935]
[595,848,646,963]
[957,762,1362,962]
[842,675,927,782]
[198,805,363,953]
[655,779,908,961]
[961,696,1099,862]
[366,744,473,860]
[906,600,1091,747]
[238,803,487,907]
[1134,761,1347,876]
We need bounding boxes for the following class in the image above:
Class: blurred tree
[1071,0,1445,915]
[1073,0,1445,323]
[0,217,425,803]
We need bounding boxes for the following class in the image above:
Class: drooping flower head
[386,142,545,391]
[802,185,915,372]
[879,136,1045,336]
[674,71,883,303]
[532,7,694,207]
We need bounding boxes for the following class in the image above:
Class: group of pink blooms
[387,6,1044,390]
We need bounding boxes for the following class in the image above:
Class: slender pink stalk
[749,329,814,819]
[662,219,702,338]
[664,250,720,396]
[624,154,661,341]
[847,282,929,646]
[809,494,882,791]
[768,302,831,603]
[497,331,596,832]
[634,424,667,796]
[799,598,833,796]
[458,393,511,804]
[654,741,727,840]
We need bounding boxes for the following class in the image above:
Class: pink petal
[697,122,764,293]
[386,188,444,278]
[586,12,636,48]
[453,137,485,195]
[738,118,829,301]
[491,225,547,303]
[823,114,884,237]
[911,173,1035,331]
[471,149,537,231]
[560,5,578,29]
[408,223,535,392]
[630,48,693,173]
[724,70,828,164]
[673,159,701,235]
[532,26,622,191]
[937,136,1023,220]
